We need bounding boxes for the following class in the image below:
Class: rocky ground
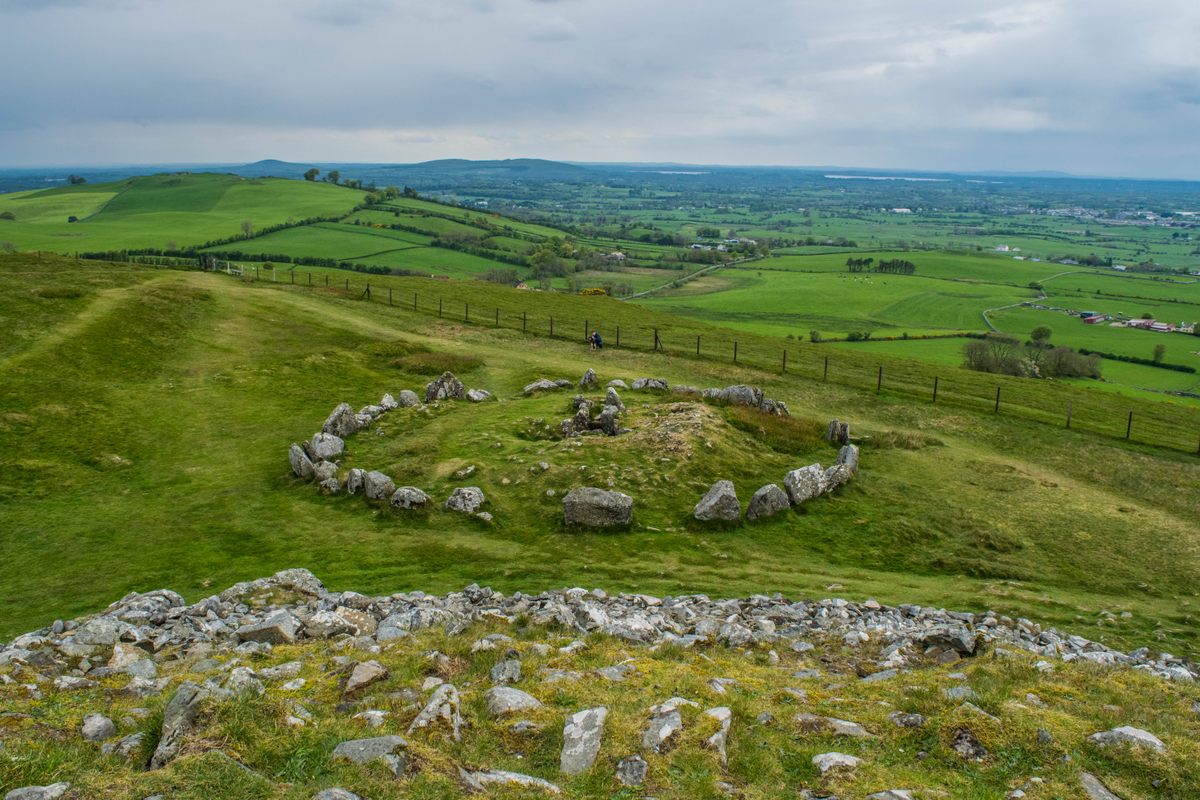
[2,570,1198,799]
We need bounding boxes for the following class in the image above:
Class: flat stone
[466,389,492,402]
[344,660,389,696]
[485,686,544,717]
[407,683,462,742]
[236,610,297,645]
[888,711,926,728]
[363,470,396,501]
[1088,726,1166,752]
[309,432,345,461]
[705,706,732,765]
[150,682,210,769]
[331,734,408,766]
[460,768,561,794]
[642,703,683,752]
[313,790,362,800]
[615,754,647,786]
[812,752,861,774]
[4,784,71,800]
[1080,772,1125,800]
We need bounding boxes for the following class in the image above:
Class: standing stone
[309,433,345,461]
[81,713,116,741]
[562,487,633,528]
[523,378,562,394]
[746,484,790,520]
[784,464,826,504]
[289,443,316,480]
[605,386,624,411]
[425,372,466,403]
[397,389,420,407]
[150,682,209,769]
[631,378,668,391]
[823,463,853,492]
[837,443,859,473]
[323,403,360,437]
[693,480,741,522]
[490,654,523,685]
[825,419,850,445]
[313,461,338,483]
[717,385,763,407]
[363,471,396,501]
[380,393,399,411]
[596,405,621,436]
[579,368,599,389]
[407,683,462,742]
[704,707,732,765]
[346,468,365,495]
[615,755,647,786]
[560,706,608,775]
[390,487,430,510]
[445,486,486,514]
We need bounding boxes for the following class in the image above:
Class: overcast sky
[1,0,1198,177]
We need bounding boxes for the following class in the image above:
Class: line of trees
[964,333,1101,379]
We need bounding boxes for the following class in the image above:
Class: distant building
[604,252,626,262]
[891,207,913,214]
[1083,314,1110,324]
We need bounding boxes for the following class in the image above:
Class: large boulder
[346,468,365,495]
[746,484,790,520]
[308,433,345,462]
[425,372,466,403]
[390,487,430,510]
[760,397,790,416]
[718,384,763,407]
[397,389,420,407]
[631,378,668,391]
[81,713,116,741]
[445,486,486,514]
[596,405,621,436]
[563,487,633,528]
[784,464,826,505]
[1088,726,1166,753]
[363,471,396,501]
[579,368,599,389]
[322,403,360,437]
[485,686,544,717]
[466,389,492,402]
[313,461,338,483]
[524,378,563,394]
[826,419,850,445]
[823,463,853,492]
[380,393,399,411]
[693,480,741,522]
[605,386,624,411]
[236,610,298,645]
[289,444,315,480]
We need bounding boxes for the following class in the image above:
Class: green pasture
[0,174,364,252]
[2,254,1199,662]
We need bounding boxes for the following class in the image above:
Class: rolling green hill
[1,253,1198,664]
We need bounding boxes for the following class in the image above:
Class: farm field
[1,253,1199,662]
[0,174,364,252]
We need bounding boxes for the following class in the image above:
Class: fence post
[823,355,829,382]
[1126,411,1133,440]
[325,275,329,286]
[255,266,259,281]
[1066,401,1073,429]
[585,319,589,341]
[550,316,554,336]
[932,376,939,403]
[438,298,442,317]
[734,342,738,363]
[290,270,295,284]
[495,308,499,327]
[994,385,1001,413]
[782,349,787,373]
[523,311,527,333]
[877,366,883,392]
[465,302,469,323]
[616,325,620,347]
[696,335,701,356]
[388,287,392,306]
[344,278,348,291]
[365,283,371,300]
[308,272,312,286]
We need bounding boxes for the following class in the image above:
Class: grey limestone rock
[363,471,396,501]
[784,464,826,504]
[397,389,420,407]
[563,487,633,528]
[693,480,741,522]
[390,487,430,510]
[81,713,116,741]
[344,660,389,696]
[4,785,71,800]
[1088,726,1166,753]
[150,682,210,769]
[631,377,668,391]
[746,484,790,520]
[704,706,732,765]
[289,443,316,480]
[837,443,859,474]
[524,378,563,394]
[309,432,345,461]
[322,403,360,437]
[485,686,544,717]
[579,368,598,389]
[812,751,860,774]
[560,706,608,775]
[615,754,647,786]
[345,468,365,495]
[407,683,462,742]
[236,610,298,645]
[425,371,466,403]
[445,486,486,514]
[605,386,624,411]
[466,388,492,402]
[460,769,562,795]
[1080,772,1125,800]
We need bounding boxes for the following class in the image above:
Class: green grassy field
[0,174,365,252]
[2,254,1198,666]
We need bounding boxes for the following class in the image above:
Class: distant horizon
[1,156,1196,185]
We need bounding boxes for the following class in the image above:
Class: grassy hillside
[1,254,1198,665]
[0,174,365,252]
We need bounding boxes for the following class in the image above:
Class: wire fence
[147,259,1200,455]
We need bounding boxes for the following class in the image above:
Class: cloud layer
[1,0,1198,176]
